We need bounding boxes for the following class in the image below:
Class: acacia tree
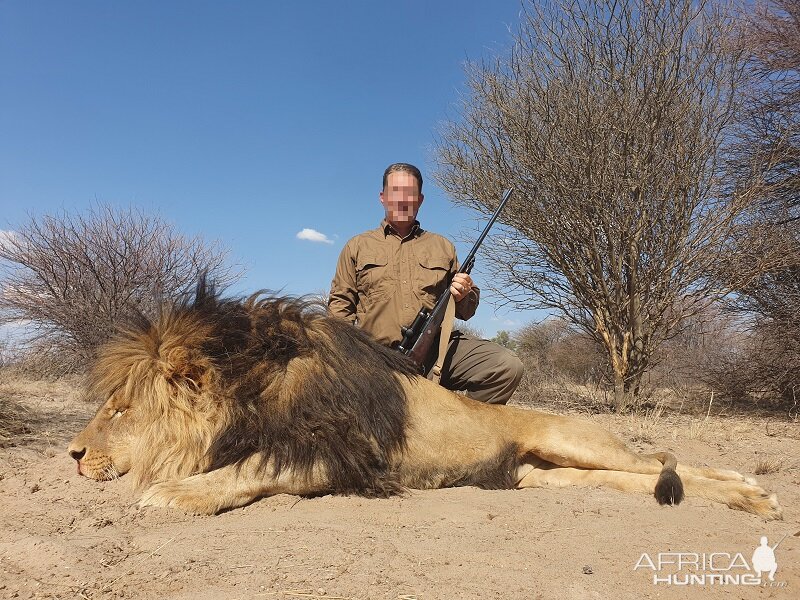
[435,0,749,408]
[0,205,240,366]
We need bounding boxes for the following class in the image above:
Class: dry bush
[645,304,743,386]
[510,319,612,412]
[0,367,31,446]
[454,320,484,339]
[0,204,241,371]
[514,319,604,386]
[706,327,800,411]
[1,342,84,380]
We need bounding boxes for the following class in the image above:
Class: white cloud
[296,228,334,244]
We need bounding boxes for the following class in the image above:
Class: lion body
[68,284,782,520]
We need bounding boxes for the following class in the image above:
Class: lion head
[68,280,418,496]
[68,305,224,488]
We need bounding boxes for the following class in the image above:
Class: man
[328,162,523,404]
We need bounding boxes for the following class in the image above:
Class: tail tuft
[655,468,684,505]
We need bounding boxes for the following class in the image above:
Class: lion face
[68,392,136,481]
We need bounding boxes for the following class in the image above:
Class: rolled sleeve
[455,286,480,320]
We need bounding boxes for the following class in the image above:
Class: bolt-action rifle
[397,188,514,373]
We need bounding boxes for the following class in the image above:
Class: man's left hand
[450,273,474,302]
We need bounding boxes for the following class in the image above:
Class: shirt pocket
[415,250,452,299]
[355,250,389,300]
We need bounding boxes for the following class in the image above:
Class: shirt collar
[381,219,422,240]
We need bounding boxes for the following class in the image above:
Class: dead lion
[68,282,782,519]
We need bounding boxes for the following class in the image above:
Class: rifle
[397,188,514,373]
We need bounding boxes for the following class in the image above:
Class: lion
[68,281,782,519]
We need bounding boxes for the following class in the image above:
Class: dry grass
[628,400,667,445]
[511,375,614,415]
[0,370,87,449]
[0,396,31,446]
[753,456,784,475]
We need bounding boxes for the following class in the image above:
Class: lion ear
[161,347,211,396]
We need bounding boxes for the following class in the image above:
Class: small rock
[30,484,41,493]
[582,565,593,575]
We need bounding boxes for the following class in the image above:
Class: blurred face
[380,171,423,227]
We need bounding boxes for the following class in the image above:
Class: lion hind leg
[516,466,782,519]
[522,413,670,475]
[517,464,659,494]
[517,413,690,505]
[518,413,754,486]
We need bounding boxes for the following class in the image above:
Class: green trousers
[425,330,524,405]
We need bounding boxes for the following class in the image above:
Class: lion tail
[646,451,685,506]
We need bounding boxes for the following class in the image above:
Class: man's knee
[467,345,524,404]
[506,351,524,389]
[491,349,524,403]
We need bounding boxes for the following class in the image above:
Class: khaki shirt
[328,220,480,346]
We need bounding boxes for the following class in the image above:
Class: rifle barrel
[457,188,514,275]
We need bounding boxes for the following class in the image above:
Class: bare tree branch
[434,0,749,409]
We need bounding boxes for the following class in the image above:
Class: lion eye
[111,409,127,419]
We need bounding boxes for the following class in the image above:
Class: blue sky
[0,0,541,337]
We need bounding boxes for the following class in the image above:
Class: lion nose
[69,447,86,461]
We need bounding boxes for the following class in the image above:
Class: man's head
[380,163,424,230]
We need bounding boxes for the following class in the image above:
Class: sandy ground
[0,378,798,600]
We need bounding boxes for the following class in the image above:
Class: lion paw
[139,479,221,515]
[728,482,783,521]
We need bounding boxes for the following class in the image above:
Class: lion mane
[86,279,420,496]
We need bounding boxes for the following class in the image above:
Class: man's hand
[450,273,475,302]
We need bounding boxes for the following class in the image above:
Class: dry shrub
[0,204,241,371]
[514,319,604,386]
[706,328,800,412]
[454,320,485,339]
[511,319,611,412]
[0,400,29,446]
[708,0,800,410]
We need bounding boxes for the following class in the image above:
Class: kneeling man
[328,162,523,404]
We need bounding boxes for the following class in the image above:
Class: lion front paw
[139,478,222,515]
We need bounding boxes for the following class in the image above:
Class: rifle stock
[398,188,514,373]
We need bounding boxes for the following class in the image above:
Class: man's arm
[454,283,479,320]
[328,241,358,323]
[451,252,479,321]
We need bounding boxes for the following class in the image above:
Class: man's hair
[382,163,423,194]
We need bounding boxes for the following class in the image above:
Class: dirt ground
[0,378,798,600]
